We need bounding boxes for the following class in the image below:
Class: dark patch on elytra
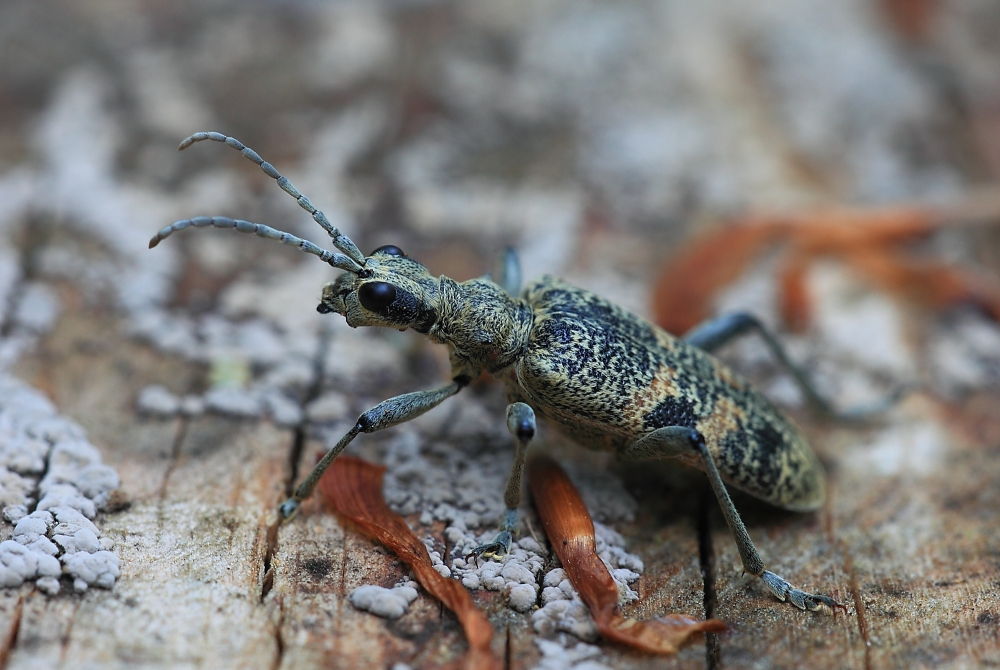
[515,277,823,510]
[644,393,700,430]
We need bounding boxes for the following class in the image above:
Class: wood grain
[4,276,999,670]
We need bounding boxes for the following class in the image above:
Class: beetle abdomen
[513,276,825,512]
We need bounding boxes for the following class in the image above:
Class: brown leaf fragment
[653,222,784,335]
[653,203,1000,335]
[319,455,501,670]
[527,454,726,654]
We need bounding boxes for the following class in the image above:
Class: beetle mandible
[151,131,868,612]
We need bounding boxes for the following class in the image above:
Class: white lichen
[136,385,181,417]
[0,375,123,594]
[203,386,263,419]
[533,638,610,670]
[377,423,644,624]
[305,392,349,423]
[348,582,419,619]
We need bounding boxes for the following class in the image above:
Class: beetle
[151,131,871,612]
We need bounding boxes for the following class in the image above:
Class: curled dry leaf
[527,453,726,654]
[319,455,501,670]
[653,203,1000,335]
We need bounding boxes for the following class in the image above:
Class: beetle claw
[761,570,845,613]
[466,532,513,566]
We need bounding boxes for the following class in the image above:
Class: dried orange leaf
[653,222,784,335]
[527,454,725,654]
[650,203,1000,334]
[320,455,501,670]
[778,251,814,333]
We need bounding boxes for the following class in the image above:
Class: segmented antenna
[149,131,367,271]
[148,216,364,273]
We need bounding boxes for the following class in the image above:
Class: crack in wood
[504,623,512,670]
[697,488,720,670]
[441,527,450,623]
[285,321,333,496]
[269,595,286,670]
[335,531,347,658]
[845,551,872,670]
[283,426,307,502]
[261,519,280,602]
[0,595,24,670]
[157,417,189,504]
[261,320,334,605]
[0,277,24,340]
[0,213,48,339]
[58,600,81,664]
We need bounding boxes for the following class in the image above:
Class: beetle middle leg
[682,311,906,420]
[622,426,843,612]
[467,402,536,562]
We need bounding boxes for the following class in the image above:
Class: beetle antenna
[176,131,366,267]
[148,216,364,273]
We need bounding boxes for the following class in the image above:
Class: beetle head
[318,245,440,333]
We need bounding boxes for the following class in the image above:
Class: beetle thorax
[430,277,533,375]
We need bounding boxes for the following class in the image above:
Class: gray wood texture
[3,299,999,668]
[2,1,1000,667]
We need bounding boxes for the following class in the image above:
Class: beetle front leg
[468,402,535,562]
[280,380,463,520]
[623,426,844,612]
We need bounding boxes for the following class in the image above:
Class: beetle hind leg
[467,403,535,563]
[622,425,844,612]
[682,311,907,421]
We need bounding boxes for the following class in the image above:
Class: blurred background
[2,1,1000,668]
[2,0,999,303]
[2,0,1000,426]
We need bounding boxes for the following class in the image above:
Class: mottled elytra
[150,131,899,613]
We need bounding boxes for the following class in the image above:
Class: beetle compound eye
[358,282,397,313]
[371,245,406,257]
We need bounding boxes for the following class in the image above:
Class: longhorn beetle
[150,131,893,612]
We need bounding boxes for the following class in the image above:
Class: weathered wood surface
[3,302,712,669]
[2,1,1000,668]
[1,294,998,668]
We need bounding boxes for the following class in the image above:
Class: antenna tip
[148,237,160,249]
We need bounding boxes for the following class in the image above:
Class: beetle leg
[682,311,907,421]
[280,380,463,520]
[467,402,535,561]
[622,426,844,612]
[498,247,522,297]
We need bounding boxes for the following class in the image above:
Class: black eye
[358,282,397,313]
[371,245,406,257]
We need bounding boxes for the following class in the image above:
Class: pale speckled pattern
[323,256,825,513]
[512,276,825,512]
[1,0,999,664]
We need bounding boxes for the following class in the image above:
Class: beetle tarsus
[761,570,845,612]
[467,531,513,563]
